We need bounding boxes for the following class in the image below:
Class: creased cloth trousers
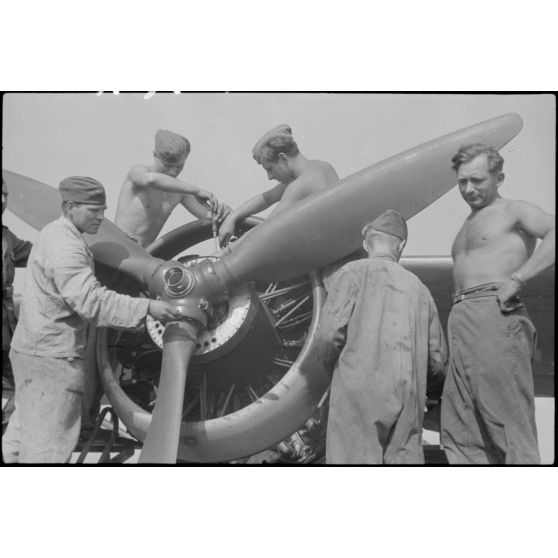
[441,283,540,464]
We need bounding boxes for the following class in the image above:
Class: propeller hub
[162,265,194,298]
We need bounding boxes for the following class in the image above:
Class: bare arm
[180,194,231,222]
[231,183,286,221]
[497,201,555,310]
[514,201,555,282]
[129,166,217,209]
[218,183,286,245]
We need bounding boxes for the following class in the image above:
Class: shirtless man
[441,143,555,465]
[115,129,230,248]
[218,124,339,247]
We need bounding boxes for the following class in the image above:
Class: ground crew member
[218,124,339,247]
[115,129,230,248]
[442,144,555,464]
[2,176,183,463]
[311,210,447,464]
[84,130,231,434]
[2,178,33,431]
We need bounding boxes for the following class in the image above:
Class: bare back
[452,198,536,291]
[273,160,339,216]
[114,165,183,247]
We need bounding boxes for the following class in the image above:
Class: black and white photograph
[1,0,557,554]
[2,92,554,465]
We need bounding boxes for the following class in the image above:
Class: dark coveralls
[2,226,32,428]
[2,226,32,362]
[441,283,540,464]
[313,258,447,464]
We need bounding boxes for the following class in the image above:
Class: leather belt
[452,283,501,305]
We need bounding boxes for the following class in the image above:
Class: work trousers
[81,327,103,434]
[441,285,540,464]
[2,350,85,463]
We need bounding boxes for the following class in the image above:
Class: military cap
[154,129,190,162]
[365,209,407,241]
[252,124,295,162]
[59,176,106,205]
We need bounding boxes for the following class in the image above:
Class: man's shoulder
[292,160,337,192]
[339,258,389,279]
[477,198,549,226]
[41,218,83,248]
[2,224,14,239]
[368,258,427,284]
[126,164,150,184]
[129,163,149,173]
[327,258,366,284]
[505,198,547,214]
[41,217,63,234]
[340,259,423,289]
[340,258,369,272]
[485,197,536,214]
[304,159,337,178]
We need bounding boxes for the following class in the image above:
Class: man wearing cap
[2,178,33,431]
[441,144,555,465]
[2,177,182,463]
[218,124,339,247]
[115,129,230,248]
[311,210,447,464]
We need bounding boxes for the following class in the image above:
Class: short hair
[361,226,401,252]
[451,143,504,174]
[253,135,299,164]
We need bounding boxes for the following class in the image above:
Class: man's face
[457,154,503,210]
[155,154,187,178]
[68,202,106,234]
[2,181,7,215]
[261,154,292,184]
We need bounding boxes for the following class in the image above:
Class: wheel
[97,217,330,462]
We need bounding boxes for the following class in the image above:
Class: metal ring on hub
[147,257,253,357]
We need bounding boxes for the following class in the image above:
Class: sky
[3,93,555,259]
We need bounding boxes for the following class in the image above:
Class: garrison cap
[154,129,190,162]
[252,124,294,163]
[364,209,407,241]
[59,176,106,205]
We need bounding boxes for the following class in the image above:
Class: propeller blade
[84,220,163,288]
[3,170,163,286]
[138,321,200,463]
[217,113,523,284]
[3,170,61,230]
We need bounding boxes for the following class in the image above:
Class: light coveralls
[313,258,447,464]
[3,216,150,463]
